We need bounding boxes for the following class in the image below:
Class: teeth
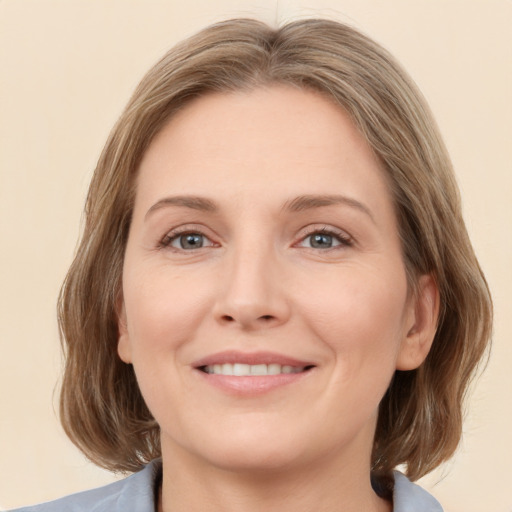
[268,363,281,375]
[204,363,305,376]
[233,363,250,376]
[250,364,267,375]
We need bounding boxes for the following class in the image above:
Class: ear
[116,296,133,364]
[396,274,440,371]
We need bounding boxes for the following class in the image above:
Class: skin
[118,85,439,512]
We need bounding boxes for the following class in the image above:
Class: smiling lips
[193,351,315,394]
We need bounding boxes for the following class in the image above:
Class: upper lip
[192,350,315,369]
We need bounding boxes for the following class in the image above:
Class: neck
[158,447,392,512]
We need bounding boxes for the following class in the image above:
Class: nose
[213,242,291,330]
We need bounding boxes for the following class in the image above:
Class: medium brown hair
[58,18,492,482]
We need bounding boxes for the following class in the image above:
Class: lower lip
[194,369,313,395]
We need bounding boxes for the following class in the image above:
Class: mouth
[192,351,316,394]
[199,363,314,376]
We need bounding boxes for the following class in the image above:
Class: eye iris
[180,234,203,249]
[310,233,333,248]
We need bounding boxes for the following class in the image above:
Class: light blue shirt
[10,459,443,511]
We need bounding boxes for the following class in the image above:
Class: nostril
[217,313,278,326]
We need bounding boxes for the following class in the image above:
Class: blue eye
[161,231,214,250]
[173,233,205,249]
[308,233,336,248]
[300,230,351,249]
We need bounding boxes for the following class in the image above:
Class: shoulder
[9,460,161,512]
[393,471,444,512]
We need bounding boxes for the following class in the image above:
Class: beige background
[1,0,511,510]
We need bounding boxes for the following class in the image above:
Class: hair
[58,18,492,487]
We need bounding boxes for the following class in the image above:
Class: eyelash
[158,225,354,252]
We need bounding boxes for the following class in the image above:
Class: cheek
[122,264,213,357]
[121,266,214,428]
[298,265,408,370]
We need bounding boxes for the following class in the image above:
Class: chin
[163,420,316,474]
[202,443,306,474]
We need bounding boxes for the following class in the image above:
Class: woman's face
[119,85,434,475]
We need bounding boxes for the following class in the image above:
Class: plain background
[0,1,511,510]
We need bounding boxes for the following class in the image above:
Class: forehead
[134,85,394,220]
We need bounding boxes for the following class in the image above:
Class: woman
[12,18,492,512]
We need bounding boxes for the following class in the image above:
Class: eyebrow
[283,194,375,222]
[145,195,218,219]
[145,193,375,223]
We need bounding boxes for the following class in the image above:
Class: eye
[173,233,206,250]
[160,231,215,250]
[298,229,352,250]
